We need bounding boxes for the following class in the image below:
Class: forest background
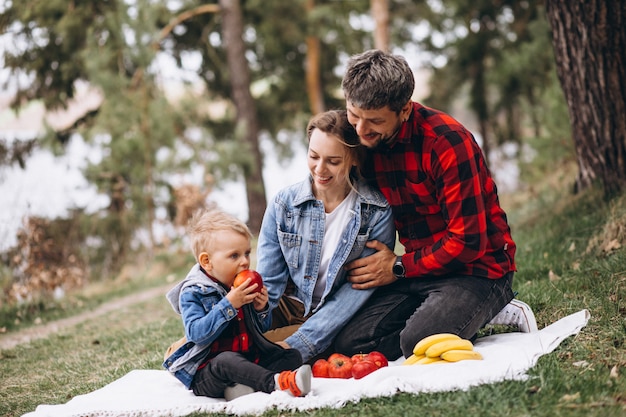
[0,1,625,416]
[0,0,625,408]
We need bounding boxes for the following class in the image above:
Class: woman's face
[307,128,352,194]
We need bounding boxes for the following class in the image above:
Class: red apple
[327,353,353,379]
[351,353,368,364]
[328,352,348,363]
[365,351,388,368]
[312,359,330,378]
[351,359,379,379]
[233,269,263,294]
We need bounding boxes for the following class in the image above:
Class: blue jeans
[191,348,302,397]
[334,273,514,359]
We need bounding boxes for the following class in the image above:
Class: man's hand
[345,240,398,289]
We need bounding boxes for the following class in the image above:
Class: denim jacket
[162,264,270,388]
[256,176,395,361]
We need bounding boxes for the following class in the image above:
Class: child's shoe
[276,364,311,397]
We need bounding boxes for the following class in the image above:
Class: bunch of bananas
[403,333,483,365]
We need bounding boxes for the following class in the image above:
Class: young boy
[163,209,311,400]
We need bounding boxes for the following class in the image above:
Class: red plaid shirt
[365,102,516,279]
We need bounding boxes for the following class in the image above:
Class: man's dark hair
[342,49,415,114]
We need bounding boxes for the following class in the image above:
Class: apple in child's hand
[365,351,388,368]
[327,353,353,379]
[233,269,263,294]
[312,359,330,378]
[351,359,379,379]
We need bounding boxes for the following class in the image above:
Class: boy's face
[200,230,251,286]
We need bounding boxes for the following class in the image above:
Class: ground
[0,284,171,350]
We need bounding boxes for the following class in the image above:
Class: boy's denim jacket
[256,176,396,361]
[162,264,270,388]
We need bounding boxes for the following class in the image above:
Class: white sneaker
[488,299,538,332]
[224,383,255,401]
[295,364,311,396]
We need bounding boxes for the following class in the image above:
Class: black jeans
[191,348,302,398]
[191,304,303,398]
[334,273,514,360]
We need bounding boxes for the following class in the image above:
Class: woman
[256,110,396,363]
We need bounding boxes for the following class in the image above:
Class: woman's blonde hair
[187,208,252,261]
[306,110,365,184]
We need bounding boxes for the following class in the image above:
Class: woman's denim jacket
[256,176,395,361]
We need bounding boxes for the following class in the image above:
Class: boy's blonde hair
[187,209,252,260]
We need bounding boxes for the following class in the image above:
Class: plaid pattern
[366,102,516,279]
[198,308,260,370]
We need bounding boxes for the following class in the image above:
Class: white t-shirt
[311,189,357,308]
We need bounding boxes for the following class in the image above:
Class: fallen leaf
[527,385,541,394]
[602,239,621,253]
[560,392,581,402]
[549,270,560,282]
[568,242,576,252]
[572,360,589,368]
[609,365,619,379]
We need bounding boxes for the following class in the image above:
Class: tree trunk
[545,0,626,196]
[371,0,390,52]
[219,0,267,233]
[140,81,155,254]
[305,0,325,115]
[469,55,491,167]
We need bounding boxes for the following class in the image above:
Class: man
[334,49,537,360]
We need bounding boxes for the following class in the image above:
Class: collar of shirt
[199,265,231,292]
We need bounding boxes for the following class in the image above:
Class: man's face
[346,102,404,148]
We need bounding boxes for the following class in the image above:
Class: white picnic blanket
[23,309,590,417]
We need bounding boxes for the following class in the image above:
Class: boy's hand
[252,286,269,311]
[226,278,259,309]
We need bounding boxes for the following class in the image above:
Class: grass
[1,162,625,417]
[0,250,194,333]
[0,294,181,416]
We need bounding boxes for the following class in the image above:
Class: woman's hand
[275,340,290,349]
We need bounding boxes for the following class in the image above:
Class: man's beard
[376,124,403,149]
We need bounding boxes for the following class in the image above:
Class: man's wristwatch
[392,256,406,279]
